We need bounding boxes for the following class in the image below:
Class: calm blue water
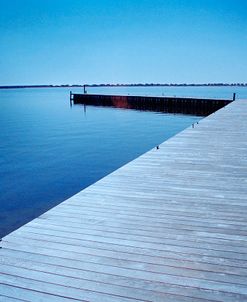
[84,85,247,99]
[1,86,246,238]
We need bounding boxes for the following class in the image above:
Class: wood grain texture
[1,100,247,301]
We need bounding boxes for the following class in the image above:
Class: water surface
[85,85,247,99]
[2,86,245,237]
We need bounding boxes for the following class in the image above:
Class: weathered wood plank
[3,240,247,276]
[2,244,247,286]
[6,228,247,261]
[0,261,245,302]
[0,283,83,302]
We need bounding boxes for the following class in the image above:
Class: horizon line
[0,82,247,89]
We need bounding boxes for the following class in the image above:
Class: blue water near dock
[85,85,247,99]
[0,86,246,238]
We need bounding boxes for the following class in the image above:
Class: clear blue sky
[0,0,246,85]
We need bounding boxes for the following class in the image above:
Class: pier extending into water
[1,99,247,301]
[71,92,233,116]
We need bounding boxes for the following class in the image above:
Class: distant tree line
[1,83,247,89]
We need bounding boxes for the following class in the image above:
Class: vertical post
[70,91,73,107]
[233,92,236,101]
[84,85,87,94]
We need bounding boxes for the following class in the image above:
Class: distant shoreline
[0,83,246,90]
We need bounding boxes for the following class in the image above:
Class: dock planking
[1,100,247,301]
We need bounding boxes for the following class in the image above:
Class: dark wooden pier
[71,93,233,116]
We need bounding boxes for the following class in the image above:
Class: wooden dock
[1,99,247,301]
[71,93,233,116]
